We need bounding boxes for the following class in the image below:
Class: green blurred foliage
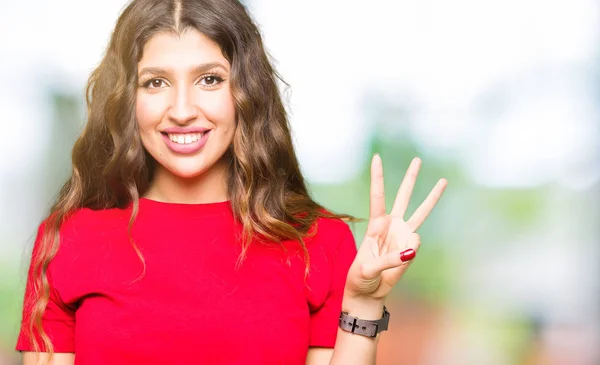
[40,89,83,208]
[0,261,24,352]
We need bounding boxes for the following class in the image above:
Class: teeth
[168,133,204,144]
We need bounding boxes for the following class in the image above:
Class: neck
[144,159,229,204]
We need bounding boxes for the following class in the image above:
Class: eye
[199,75,225,88]
[142,78,167,89]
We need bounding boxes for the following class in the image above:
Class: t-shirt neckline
[138,197,232,217]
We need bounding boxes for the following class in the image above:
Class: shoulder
[36,206,130,254]
[306,216,357,255]
[31,206,131,281]
[312,216,353,240]
[303,216,357,307]
[59,206,130,238]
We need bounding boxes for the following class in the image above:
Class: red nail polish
[400,249,416,262]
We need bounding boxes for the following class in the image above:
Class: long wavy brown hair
[26,0,353,359]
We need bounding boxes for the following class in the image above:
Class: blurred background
[1,0,598,364]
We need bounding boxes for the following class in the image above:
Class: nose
[167,85,198,124]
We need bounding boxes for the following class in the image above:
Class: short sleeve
[308,223,357,347]
[16,222,76,353]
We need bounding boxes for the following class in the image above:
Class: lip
[161,130,211,154]
[162,126,211,134]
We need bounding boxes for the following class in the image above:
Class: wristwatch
[338,306,390,338]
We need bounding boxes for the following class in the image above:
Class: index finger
[406,178,448,231]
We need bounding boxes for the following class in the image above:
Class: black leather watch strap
[338,306,390,338]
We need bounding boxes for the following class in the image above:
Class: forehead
[138,29,229,70]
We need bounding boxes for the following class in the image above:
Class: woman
[17,0,447,364]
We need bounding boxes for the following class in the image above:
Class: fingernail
[400,249,416,262]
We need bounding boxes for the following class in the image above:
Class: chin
[166,163,211,179]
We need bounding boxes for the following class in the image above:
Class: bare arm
[22,352,74,365]
[305,297,382,365]
[305,348,334,365]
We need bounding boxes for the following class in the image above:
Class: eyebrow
[138,62,229,78]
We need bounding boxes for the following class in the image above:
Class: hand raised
[345,155,447,300]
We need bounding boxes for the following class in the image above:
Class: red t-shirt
[16,198,357,364]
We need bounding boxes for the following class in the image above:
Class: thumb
[359,233,421,280]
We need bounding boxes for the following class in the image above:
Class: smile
[161,131,211,154]
[166,132,207,145]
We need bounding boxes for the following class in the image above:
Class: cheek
[201,91,236,129]
[136,94,165,130]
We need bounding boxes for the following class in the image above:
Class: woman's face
[136,29,236,179]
